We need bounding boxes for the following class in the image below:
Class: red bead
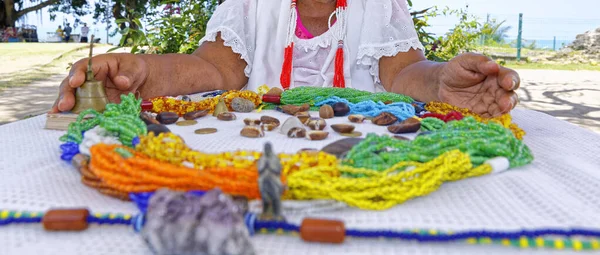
[300,218,345,243]
[42,209,90,231]
[141,100,153,111]
[262,95,281,104]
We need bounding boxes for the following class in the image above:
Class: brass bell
[71,35,109,114]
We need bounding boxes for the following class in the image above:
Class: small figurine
[257,142,285,221]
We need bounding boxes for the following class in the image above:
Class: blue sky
[17,0,600,45]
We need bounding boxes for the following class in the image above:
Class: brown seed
[241,126,264,138]
[287,127,307,138]
[348,114,366,123]
[217,112,236,121]
[147,124,171,135]
[194,128,217,134]
[282,104,310,115]
[387,118,421,134]
[307,118,327,131]
[156,112,179,125]
[340,131,363,138]
[260,116,281,128]
[183,110,208,120]
[319,105,334,119]
[384,100,393,105]
[372,112,398,126]
[244,118,262,126]
[295,111,311,124]
[261,123,278,131]
[331,124,355,134]
[266,87,284,96]
[140,112,160,125]
[307,131,329,141]
[175,120,198,126]
[332,102,350,116]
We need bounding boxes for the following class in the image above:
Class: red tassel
[333,44,345,88]
[280,44,294,90]
[336,0,347,8]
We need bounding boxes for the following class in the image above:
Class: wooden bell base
[44,113,90,131]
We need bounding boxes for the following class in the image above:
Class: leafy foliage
[407,1,494,61]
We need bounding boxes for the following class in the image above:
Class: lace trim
[356,37,425,84]
[199,26,253,77]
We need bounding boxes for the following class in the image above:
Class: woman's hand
[438,53,520,118]
[49,53,149,113]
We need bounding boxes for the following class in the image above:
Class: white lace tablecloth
[1,108,599,255]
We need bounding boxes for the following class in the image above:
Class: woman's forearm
[390,60,445,103]
[137,53,231,98]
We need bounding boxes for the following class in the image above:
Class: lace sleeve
[356,0,424,84]
[198,0,255,77]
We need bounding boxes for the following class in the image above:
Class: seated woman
[51,0,519,118]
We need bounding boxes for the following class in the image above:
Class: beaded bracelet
[149,90,262,115]
[3,208,599,251]
[425,101,526,139]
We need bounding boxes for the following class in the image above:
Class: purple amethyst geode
[142,188,254,255]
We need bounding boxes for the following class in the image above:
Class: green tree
[1,0,88,29]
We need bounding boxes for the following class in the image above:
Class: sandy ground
[0,68,599,134]
[515,69,600,133]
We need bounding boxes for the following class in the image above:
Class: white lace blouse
[198,0,424,92]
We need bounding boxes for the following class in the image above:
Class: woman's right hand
[50,53,149,113]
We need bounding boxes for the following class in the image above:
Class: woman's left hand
[438,53,520,118]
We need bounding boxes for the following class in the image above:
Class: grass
[504,61,600,71]
[0,43,116,90]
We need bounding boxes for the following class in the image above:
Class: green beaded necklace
[60,94,147,146]
[344,117,534,172]
[262,87,414,110]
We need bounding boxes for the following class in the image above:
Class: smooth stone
[231,97,255,113]
[280,117,304,135]
[183,110,208,120]
[147,124,171,135]
[156,112,179,125]
[332,102,350,117]
[321,138,364,159]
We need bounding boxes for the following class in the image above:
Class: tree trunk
[3,0,16,28]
